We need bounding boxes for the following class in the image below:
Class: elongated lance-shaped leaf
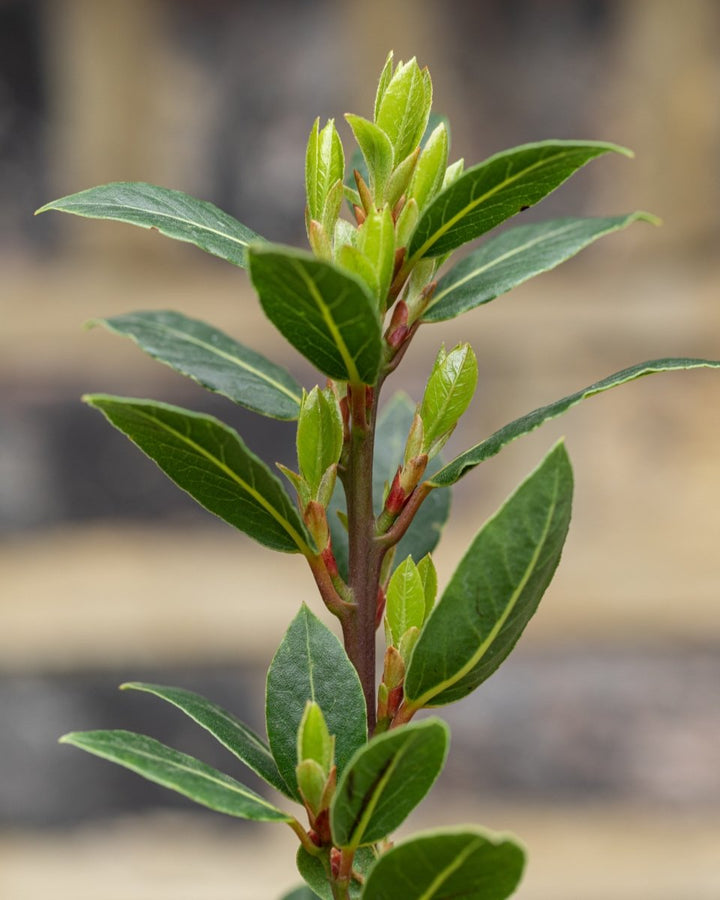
[327,393,451,580]
[36,182,261,267]
[408,140,630,261]
[91,311,303,420]
[120,682,292,798]
[266,605,367,801]
[330,718,449,849]
[430,358,720,487]
[405,443,573,708]
[423,212,656,322]
[248,244,382,385]
[361,827,525,900]
[297,846,377,900]
[59,730,291,822]
[85,395,312,554]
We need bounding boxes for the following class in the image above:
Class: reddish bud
[386,324,409,349]
[399,453,428,495]
[392,246,406,279]
[383,646,405,689]
[304,500,330,550]
[321,545,339,578]
[353,204,366,225]
[330,847,342,879]
[387,684,404,719]
[308,828,322,847]
[384,467,406,515]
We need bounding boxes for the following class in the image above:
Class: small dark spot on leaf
[520,205,530,212]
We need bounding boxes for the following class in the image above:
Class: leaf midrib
[417,835,482,900]
[410,468,560,708]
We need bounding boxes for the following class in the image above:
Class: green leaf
[409,121,449,211]
[373,51,395,122]
[92,310,303,420]
[419,344,478,456]
[120,682,292,798]
[36,182,261,267]
[248,244,382,384]
[405,443,573,708]
[423,213,655,322]
[297,701,334,774]
[297,387,343,499]
[345,115,394,203]
[306,119,345,224]
[385,556,426,646]
[356,206,395,306]
[266,605,367,800]
[430,358,720,486]
[375,58,432,164]
[59,730,291,822]
[417,554,438,620]
[361,827,525,900]
[327,393,451,580]
[330,718,449,849]
[297,846,376,900]
[280,886,321,900]
[85,395,311,554]
[409,140,631,261]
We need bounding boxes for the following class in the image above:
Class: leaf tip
[636,210,663,227]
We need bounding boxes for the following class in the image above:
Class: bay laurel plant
[38,53,719,900]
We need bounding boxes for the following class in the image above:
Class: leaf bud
[385,556,426,647]
[419,343,478,458]
[304,500,330,552]
[408,121,449,210]
[417,553,438,620]
[398,453,428,496]
[297,386,344,500]
[297,700,334,775]
[382,645,405,690]
[403,412,424,466]
[296,758,327,819]
[305,118,345,224]
[385,147,420,210]
[375,57,432,164]
[394,197,419,249]
[398,625,420,664]
[442,157,465,190]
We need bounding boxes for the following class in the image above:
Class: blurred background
[1,1,719,897]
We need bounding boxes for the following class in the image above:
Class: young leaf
[85,395,312,554]
[297,846,376,900]
[408,121,449,210]
[36,182,261,267]
[419,344,478,456]
[430,358,720,486]
[120,682,292,798]
[248,244,382,384]
[91,310,303,420]
[361,826,525,900]
[375,58,432,164]
[405,443,573,708]
[59,730,291,822]
[306,119,345,224]
[330,717,449,849]
[385,556,426,646]
[409,140,631,260]
[417,554,438,620]
[297,701,334,774]
[266,605,366,800]
[356,205,396,305]
[373,51,395,121]
[297,387,343,499]
[423,213,656,322]
[345,114,394,203]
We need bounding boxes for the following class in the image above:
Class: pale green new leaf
[92,310,302,420]
[120,682,292,798]
[361,827,525,899]
[375,57,432,164]
[345,114,394,203]
[36,182,260,267]
[385,556,426,646]
[59,730,291,822]
[423,213,655,322]
[406,443,573,708]
[266,605,367,801]
[85,395,312,554]
[330,718,449,849]
[430,358,720,486]
[306,119,345,223]
[409,140,630,260]
[248,244,382,385]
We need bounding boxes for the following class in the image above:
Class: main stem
[343,383,383,733]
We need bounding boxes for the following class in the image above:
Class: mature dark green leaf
[430,358,720,487]
[408,140,630,260]
[327,393,451,580]
[296,846,376,900]
[120,682,292,798]
[92,311,302,420]
[405,443,572,708]
[423,213,655,322]
[85,395,311,553]
[330,718,448,848]
[248,245,382,384]
[361,827,525,900]
[266,605,366,800]
[36,182,260,267]
[59,730,291,822]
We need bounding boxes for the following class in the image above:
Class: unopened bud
[403,413,424,466]
[304,500,330,551]
[398,453,428,495]
[383,645,405,689]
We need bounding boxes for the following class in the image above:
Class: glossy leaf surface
[409,141,629,260]
[92,310,302,420]
[266,605,366,800]
[430,358,720,486]
[37,182,260,267]
[60,730,291,822]
[406,443,573,707]
[423,213,654,322]
[248,245,382,384]
[361,827,525,899]
[85,395,311,553]
[331,718,448,848]
[120,682,291,797]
